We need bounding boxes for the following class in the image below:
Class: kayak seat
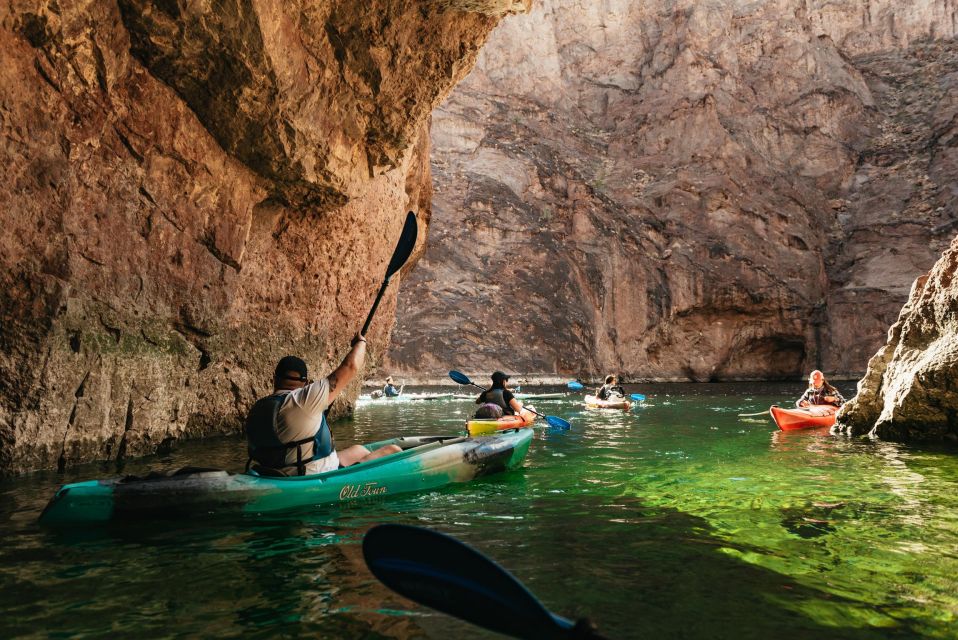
[121,467,228,483]
[248,463,291,477]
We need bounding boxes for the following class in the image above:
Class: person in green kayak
[474,371,524,419]
[796,370,845,408]
[244,335,401,476]
[597,374,626,401]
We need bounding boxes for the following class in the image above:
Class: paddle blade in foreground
[545,415,572,430]
[364,524,576,640]
[630,394,646,402]
[567,381,584,391]
[448,370,472,386]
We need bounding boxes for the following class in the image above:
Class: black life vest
[480,388,514,415]
[244,393,334,476]
[599,385,625,400]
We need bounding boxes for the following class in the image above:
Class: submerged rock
[0,1,527,474]
[837,235,958,444]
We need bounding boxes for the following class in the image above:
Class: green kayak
[39,430,533,526]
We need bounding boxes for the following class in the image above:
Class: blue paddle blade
[449,370,472,386]
[545,415,571,430]
[567,381,584,391]
[630,394,646,402]
[364,524,574,640]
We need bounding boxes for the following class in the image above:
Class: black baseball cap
[275,355,308,383]
[491,371,510,384]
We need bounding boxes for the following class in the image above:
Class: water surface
[1,383,956,639]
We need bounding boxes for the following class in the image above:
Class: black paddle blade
[385,211,418,279]
[364,524,573,640]
[448,370,472,386]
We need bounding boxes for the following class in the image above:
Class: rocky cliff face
[388,0,958,382]
[0,0,527,474]
[836,234,958,443]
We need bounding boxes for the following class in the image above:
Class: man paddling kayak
[474,371,525,419]
[245,336,402,476]
[795,370,845,408]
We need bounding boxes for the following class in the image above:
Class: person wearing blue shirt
[383,376,402,397]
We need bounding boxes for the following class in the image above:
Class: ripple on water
[0,383,956,639]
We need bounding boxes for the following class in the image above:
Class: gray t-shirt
[273,378,331,467]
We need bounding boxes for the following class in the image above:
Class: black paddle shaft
[360,212,418,336]
[361,278,391,337]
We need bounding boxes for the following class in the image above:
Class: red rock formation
[0,0,527,474]
[388,0,958,383]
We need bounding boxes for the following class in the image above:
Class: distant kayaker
[244,336,402,476]
[796,370,845,408]
[383,376,402,398]
[597,374,626,401]
[474,371,524,419]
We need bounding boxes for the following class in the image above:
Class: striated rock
[0,0,525,474]
[389,0,958,382]
[836,235,958,444]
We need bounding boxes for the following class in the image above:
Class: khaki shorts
[304,450,340,475]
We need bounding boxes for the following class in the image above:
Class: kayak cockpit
[38,430,532,526]
[248,435,469,479]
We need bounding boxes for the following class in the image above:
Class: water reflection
[0,383,956,638]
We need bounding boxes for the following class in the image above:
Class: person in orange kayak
[244,338,402,476]
[795,370,845,408]
[474,371,524,419]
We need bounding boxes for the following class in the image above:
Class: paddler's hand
[799,400,809,407]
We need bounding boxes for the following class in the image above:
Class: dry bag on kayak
[474,403,504,419]
[244,394,333,475]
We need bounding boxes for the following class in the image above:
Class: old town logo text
[339,482,388,500]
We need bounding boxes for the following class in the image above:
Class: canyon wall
[0,0,528,474]
[388,0,958,383]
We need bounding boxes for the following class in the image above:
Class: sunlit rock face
[837,234,958,444]
[0,0,525,474]
[389,0,958,383]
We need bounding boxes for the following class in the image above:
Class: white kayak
[357,392,455,404]
[515,392,566,400]
[584,394,632,410]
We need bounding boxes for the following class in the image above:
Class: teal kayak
[39,430,533,526]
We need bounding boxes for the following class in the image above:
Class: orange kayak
[466,409,536,436]
[770,405,837,431]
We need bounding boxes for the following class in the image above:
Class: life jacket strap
[246,434,317,475]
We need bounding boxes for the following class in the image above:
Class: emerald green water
[1,383,957,639]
